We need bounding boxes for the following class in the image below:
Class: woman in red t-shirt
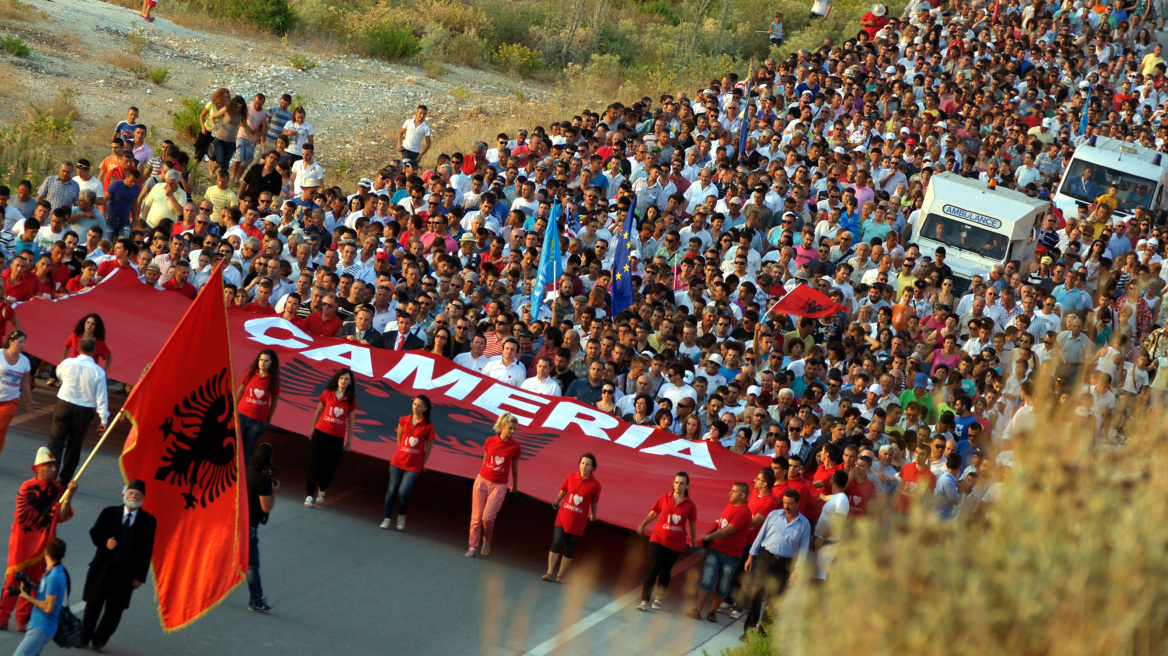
[235,349,281,466]
[50,313,112,388]
[635,472,699,611]
[305,368,357,508]
[543,453,601,583]
[381,395,436,532]
[467,412,521,558]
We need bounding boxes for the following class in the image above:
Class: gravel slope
[0,0,549,177]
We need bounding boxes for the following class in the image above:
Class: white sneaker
[304,496,314,508]
[395,516,406,531]
[379,519,392,530]
[315,491,325,506]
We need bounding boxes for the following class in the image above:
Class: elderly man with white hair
[142,169,186,228]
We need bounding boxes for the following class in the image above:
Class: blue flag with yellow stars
[611,198,637,315]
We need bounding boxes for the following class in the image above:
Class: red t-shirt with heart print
[555,471,602,536]
[390,415,437,473]
[649,493,698,552]
[314,390,356,438]
[238,372,275,422]
[478,435,522,484]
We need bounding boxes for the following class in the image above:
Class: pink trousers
[469,475,508,551]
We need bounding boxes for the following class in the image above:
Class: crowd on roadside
[6,0,1168,642]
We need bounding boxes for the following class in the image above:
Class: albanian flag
[119,264,248,631]
[768,284,846,319]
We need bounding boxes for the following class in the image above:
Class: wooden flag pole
[65,408,127,497]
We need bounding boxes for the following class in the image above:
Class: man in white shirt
[482,338,527,387]
[453,333,490,372]
[396,105,432,163]
[48,337,109,482]
[657,365,698,410]
[813,469,849,580]
[290,144,324,197]
[520,356,562,396]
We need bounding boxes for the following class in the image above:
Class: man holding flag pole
[63,264,249,634]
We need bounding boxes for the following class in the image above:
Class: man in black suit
[337,304,383,347]
[383,312,425,350]
[82,479,156,653]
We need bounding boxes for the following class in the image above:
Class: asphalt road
[0,386,744,656]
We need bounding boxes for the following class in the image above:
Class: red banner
[118,266,248,631]
[17,273,765,531]
[769,284,846,318]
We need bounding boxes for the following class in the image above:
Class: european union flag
[530,198,563,317]
[610,198,637,315]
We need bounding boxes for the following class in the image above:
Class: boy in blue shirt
[14,537,68,656]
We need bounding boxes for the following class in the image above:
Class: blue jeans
[237,415,267,467]
[213,138,236,170]
[383,466,420,519]
[699,548,741,597]
[14,627,52,656]
[232,137,256,165]
[247,525,263,604]
[106,215,130,240]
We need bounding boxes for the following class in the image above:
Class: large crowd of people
[2,0,1168,646]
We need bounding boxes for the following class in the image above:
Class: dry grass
[726,384,1168,656]
[0,0,46,22]
[105,51,144,72]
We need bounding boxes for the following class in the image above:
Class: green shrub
[446,30,487,67]
[171,96,203,142]
[1,35,30,57]
[638,0,680,26]
[179,0,295,32]
[362,24,421,61]
[288,53,316,71]
[418,24,450,62]
[0,104,76,190]
[492,42,543,76]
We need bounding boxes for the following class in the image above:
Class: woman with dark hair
[236,349,281,466]
[544,452,601,583]
[467,412,521,558]
[635,472,698,612]
[52,314,112,387]
[428,327,455,359]
[245,442,276,613]
[381,395,435,531]
[305,368,356,508]
[0,330,32,456]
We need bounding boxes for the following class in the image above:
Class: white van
[1053,135,1168,223]
[912,172,1048,293]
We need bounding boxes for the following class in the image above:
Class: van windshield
[918,213,1008,261]
[1060,160,1157,213]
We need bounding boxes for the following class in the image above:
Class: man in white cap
[81,478,156,652]
[0,447,76,631]
[860,4,888,39]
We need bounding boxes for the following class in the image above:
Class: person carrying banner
[381,395,435,531]
[635,472,698,612]
[1,448,76,631]
[0,330,34,458]
[81,479,156,652]
[305,368,356,509]
[246,443,277,613]
[467,413,521,558]
[544,452,601,583]
[236,349,281,467]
